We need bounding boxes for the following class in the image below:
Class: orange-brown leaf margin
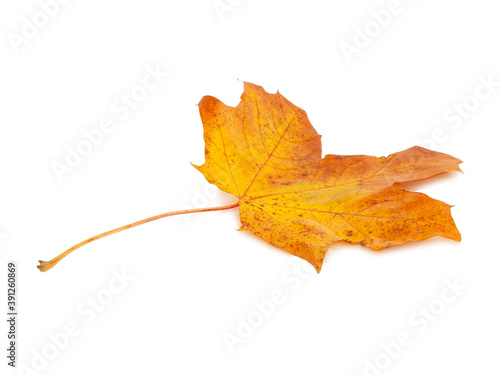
[194,82,462,272]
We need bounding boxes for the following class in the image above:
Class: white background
[1,0,499,374]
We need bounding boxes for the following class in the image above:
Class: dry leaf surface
[195,82,461,272]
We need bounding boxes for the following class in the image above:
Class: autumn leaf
[193,82,461,272]
[38,82,461,273]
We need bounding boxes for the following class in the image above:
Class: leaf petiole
[37,201,240,272]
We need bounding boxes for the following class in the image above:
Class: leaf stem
[37,201,240,272]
